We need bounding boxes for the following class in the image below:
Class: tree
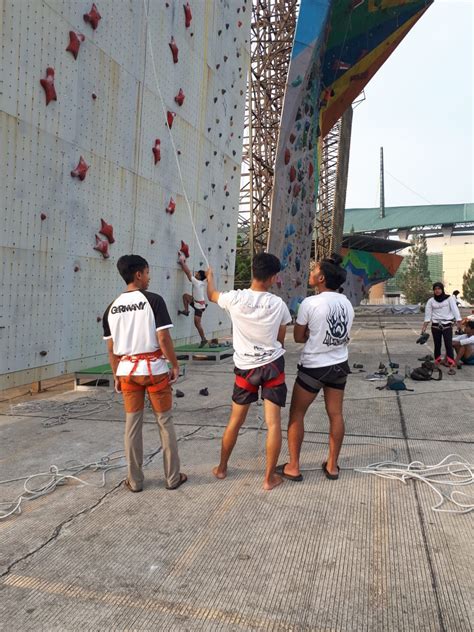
[462,258,474,304]
[398,235,432,305]
[234,234,251,289]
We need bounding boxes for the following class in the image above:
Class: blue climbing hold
[285,224,296,237]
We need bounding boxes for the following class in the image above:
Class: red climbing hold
[40,67,57,106]
[237,20,242,27]
[174,88,185,106]
[71,156,89,181]
[308,162,314,179]
[66,31,85,60]
[180,240,190,258]
[166,198,176,215]
[284,148,290,165]
[293,183,301,198]
[94,235,110,258]
[289,166,296,183]
[150,239,155,245]
[183,2,192,28]
[167,111,176,128]
[40,213,47,221]
[83,3,101,30]
[99,219,115,244]
[74,265,80,272]
[289,133,296,144]
[152,139,161,164]
[169,37,179,63]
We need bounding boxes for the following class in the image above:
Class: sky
[345,0,474,209]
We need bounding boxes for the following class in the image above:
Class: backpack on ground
[410,361,442,381]
[376,374,414,391]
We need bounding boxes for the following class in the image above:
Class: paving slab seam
[380,317,448,632]
[0,426,205,583]
[0,479,124,581]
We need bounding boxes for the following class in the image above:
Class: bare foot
[212,466,227,480]
[263,473,283,491]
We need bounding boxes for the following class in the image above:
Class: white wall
[0,0,250,389]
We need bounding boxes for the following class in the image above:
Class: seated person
[453,317,474,367]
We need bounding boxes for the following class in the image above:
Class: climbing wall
[267,0,331,315]
[0,0,250,389]
[268,0,433,314]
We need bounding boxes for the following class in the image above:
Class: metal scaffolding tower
[238,0,298,262]
[314,106,353,260]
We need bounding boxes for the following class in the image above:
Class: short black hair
[319,253,346,290]
[252,252,281,281]
[117,254,149,284]
[453,290,460,296]
[196,270,206,281]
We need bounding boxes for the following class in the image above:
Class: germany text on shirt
[103,290,172,376]
[297,292,354,368]
[217,289,292,370]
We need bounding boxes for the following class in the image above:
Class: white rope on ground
[0,449,143,520]
[355,454,474,514]
[142,0,209,268]
[11,388,116,428]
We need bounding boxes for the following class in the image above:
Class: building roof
[343,203,474,234]
[342,234,409,253]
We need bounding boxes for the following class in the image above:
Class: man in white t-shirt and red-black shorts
[206,253,292,491]
[277,254,354,483]
[178,256,208,348]
[103,255,187,492]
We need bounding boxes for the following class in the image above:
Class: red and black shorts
[232,355,287,407]
[295,361,350,394]
[190,299,206,318]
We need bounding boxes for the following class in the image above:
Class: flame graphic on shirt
[323,304,349,347]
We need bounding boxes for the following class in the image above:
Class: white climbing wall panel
[0,0,251,389]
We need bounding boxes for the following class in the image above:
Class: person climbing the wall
[103,255,187,492]
[177,255,208,348]
[206,253,292,491]
[421,282,462,375]
[277,254,354,482]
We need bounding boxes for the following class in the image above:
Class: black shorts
[232,355,287,407]
[190,300,206,318]
[295,361,350,394]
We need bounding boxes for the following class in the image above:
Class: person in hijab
[421,282,462,373]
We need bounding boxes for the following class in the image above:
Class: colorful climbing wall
[268,0,433,308]
[341,248,403,305]
[0,1,250,389]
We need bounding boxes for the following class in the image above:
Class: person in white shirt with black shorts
[421,282,462,373]
[207,253,292,490]
[277,254,354,482]
[178,256,209,348]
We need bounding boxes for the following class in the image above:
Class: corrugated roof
[343,203,474,233]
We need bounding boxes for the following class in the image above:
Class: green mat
[175,344,233,352]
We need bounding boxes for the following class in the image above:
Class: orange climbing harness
[120,350,164,377]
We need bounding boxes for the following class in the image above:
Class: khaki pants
[119,374,180,490]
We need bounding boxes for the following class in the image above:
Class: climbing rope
[355,455,474,515]
[142,0,209,268]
